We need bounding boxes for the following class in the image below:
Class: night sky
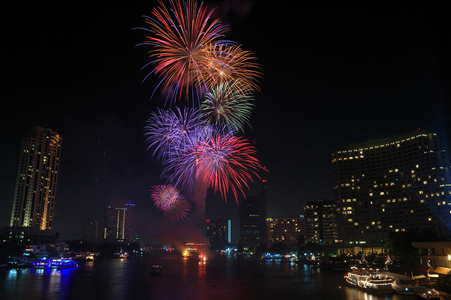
[1,1,450,242]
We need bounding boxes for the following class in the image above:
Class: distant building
[239,180,267,250]
[10,127,62,230]
[103,202,135,242]
[266,217,303,248]
[206,217,228,250]
[303,200,339,245]
[332,130,451,253]
[83,219,100,244]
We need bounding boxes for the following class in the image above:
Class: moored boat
[360,273,394,293]
[345,270,394,293]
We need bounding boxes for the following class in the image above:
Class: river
[1,253,450,299]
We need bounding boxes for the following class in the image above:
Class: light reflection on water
[1,255,451,300]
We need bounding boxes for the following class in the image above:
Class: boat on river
[30,259,51,269]
[345,270,394,293]
[50,258,78,269]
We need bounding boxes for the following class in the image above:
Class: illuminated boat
[50,258,78,269]
[30,259,51,269]
[345,270,394,293]
[359,272,394,293]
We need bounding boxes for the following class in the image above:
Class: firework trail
[201,79,254,132]
[151,184,191,220]
[136,0,230,102]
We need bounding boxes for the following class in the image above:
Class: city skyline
[1,1,450,240]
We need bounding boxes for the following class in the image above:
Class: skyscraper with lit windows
[303,199,338,245]
[332,130,451,252]
[10,127,62,230]
[103,202,135,242]
[266,217,303,248]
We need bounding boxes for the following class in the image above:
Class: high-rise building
[103,202,135,242]
[239,180,267,250]
[332,130,451,252]
[303,200,339,245]
[266,217,303,248]
[206,217,228,250]
[83,219,100,244]
[10,127,62,230]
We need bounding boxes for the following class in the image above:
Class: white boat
[359,273,394,293]
[345,270,394,293]
[383,272,415,295]
[345,271,366,287]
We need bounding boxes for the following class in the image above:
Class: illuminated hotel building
[10,127,62,230]
[332,130,451,252]
[266,217,303,248]
[303,199,339,245]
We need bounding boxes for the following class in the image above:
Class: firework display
[138,0,266,220]
[201,79,254,132]
[144,107,205,162]
[200,44,262,93]
[151,184,191,220]
[136,0,230,101]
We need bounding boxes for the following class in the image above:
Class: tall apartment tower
[10,127,62,230]
[303,200,339,245]
[103,202,135,242]
[332,130,451,250]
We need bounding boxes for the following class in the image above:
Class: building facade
[266,217,303,248]
[103,202,135,242]
[10,127,62,230]
[303,200,339,245]
[239,181,267,250]
[332,130,451,251]
[206,217,228,250]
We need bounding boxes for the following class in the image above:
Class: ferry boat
[50,258,78,269]
[345,270,394,293]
